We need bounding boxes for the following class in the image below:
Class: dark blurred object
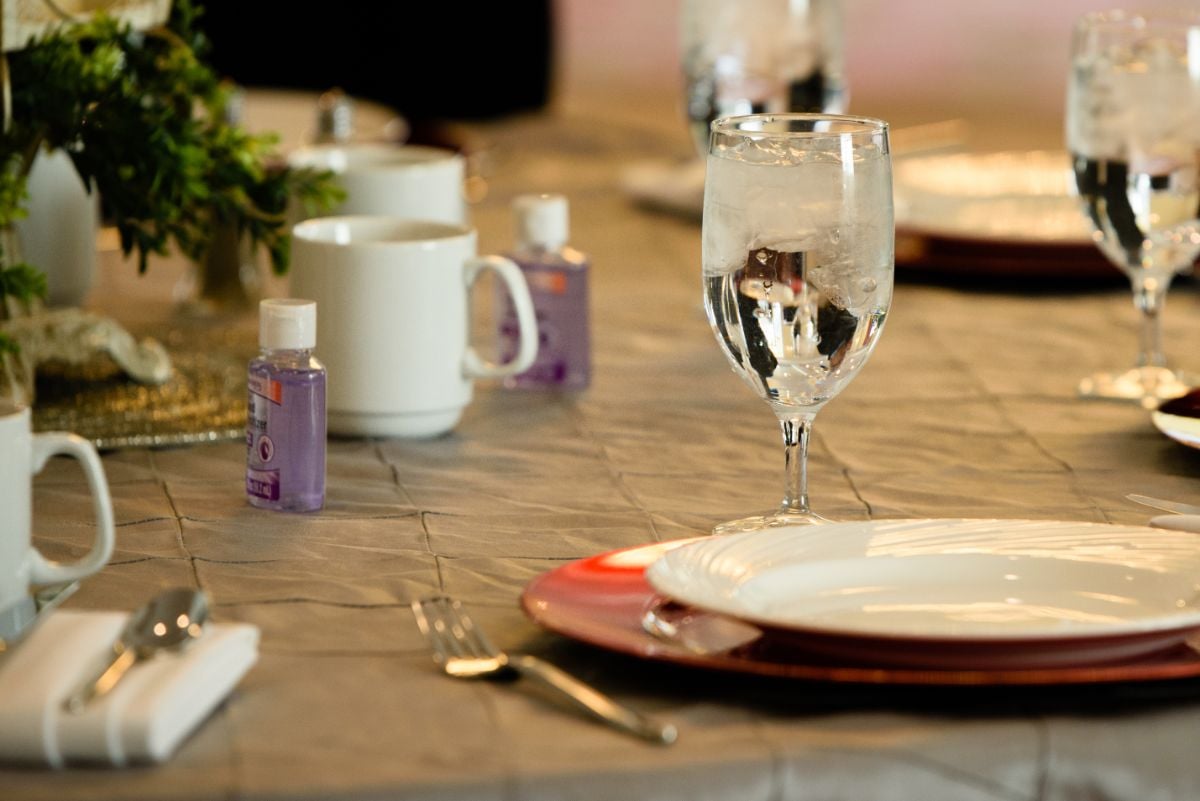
[199,4,553,121]
[313,89,355,143]
[894,230,1124,285]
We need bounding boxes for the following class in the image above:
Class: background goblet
[703,114,894,534]
[1066,9,1200,406]
[681,0,846,157]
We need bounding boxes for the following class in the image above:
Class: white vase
[14,148,98,308]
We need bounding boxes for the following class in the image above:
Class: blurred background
[203,0,1168,151]
[553,0,1168,149]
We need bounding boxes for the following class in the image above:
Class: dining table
[4,88,1200,801]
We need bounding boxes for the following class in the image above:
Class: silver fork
[411,596,677,745]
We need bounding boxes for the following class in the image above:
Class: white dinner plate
[618,158,704,219]
[1152,392,1200,450]
[620,150,1094,243]
[1154,411,1200,450]
[645,519,1200,668]
[894,150,1092,245]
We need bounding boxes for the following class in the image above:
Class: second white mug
[290,216,538,437]
[287,143,466,225]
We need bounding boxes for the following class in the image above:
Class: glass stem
[780,413,816,515]
[1131,277,1168,369]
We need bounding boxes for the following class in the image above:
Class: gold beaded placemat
[32,330,252,450]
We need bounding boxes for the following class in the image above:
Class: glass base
[1077,366,1196,409]
[712,509,828,536]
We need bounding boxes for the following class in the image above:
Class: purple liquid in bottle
[247,300,326,512]
[498,249,590,389]
[497,194,591,391]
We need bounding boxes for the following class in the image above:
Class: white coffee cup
[290,216,538,437]
[287,143,466,224]
[0,402,114,617]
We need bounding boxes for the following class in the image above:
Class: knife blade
[1127,494,1200,516]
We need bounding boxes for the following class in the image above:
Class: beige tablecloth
[4,100,1200,800]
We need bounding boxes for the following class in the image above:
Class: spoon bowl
[63,587,209,713]
[127,587,209,655]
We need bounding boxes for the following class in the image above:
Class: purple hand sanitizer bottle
[246,299,326,512]
[497,194,591,390]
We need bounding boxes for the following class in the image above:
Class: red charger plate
[521,541,1200,686]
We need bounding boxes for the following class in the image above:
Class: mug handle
[26,433,115,585]
[463,255,539,378]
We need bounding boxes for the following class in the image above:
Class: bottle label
[246,467,280,501]
[248,374,283,404]
[247,372,281,501]
[526,271,568,295]
[247,377,274,457]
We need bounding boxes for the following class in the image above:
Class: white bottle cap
[514,193,569,250]
[259,298,316,350]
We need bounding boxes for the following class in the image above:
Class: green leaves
[1,0,340,277]
[0,262,48,303]
[0,154,30,229]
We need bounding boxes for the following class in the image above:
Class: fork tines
[411,595,500,664]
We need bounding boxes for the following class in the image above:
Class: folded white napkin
[1150,514,1200,533]
[0,610,258,768]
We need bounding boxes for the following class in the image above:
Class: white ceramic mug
[290,217,538,437]
[287,143,466,224]
[0,402,114,616]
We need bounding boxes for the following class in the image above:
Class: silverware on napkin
[62,588,209,713]
[412,595,677,745]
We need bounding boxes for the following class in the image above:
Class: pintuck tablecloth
[4,96,1200,800]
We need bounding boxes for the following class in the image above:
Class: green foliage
[0,0,341,276]
[0,262,48,303]
[0,260,47,353]
[0,154,29,228]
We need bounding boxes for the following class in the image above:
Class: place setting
[533,21,1200,716]
[8,0,1200,797]
[0,400,259,768]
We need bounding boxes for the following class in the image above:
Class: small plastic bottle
[497,194,591,390]
[246,299,326,512]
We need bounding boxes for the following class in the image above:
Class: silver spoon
[63,588,209,713]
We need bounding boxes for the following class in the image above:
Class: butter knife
[1127,493,1200,516]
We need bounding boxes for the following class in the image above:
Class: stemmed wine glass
[681,0,846,157]
[1065,9,1200,406]
[703,114,894,533]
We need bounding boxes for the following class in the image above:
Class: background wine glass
[702,114,893,534]
[681,0,846,157]
[1065,9,1200,406]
